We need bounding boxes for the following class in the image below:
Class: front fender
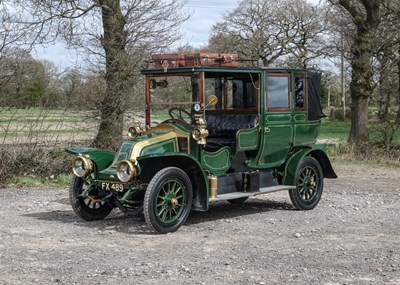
[283,146,337,185]
[65,147,116,172]
[137,153,209,211]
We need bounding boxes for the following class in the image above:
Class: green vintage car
[66,53,337,233]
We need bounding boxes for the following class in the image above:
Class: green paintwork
[65,65,336,219]
[154,178,186,223]
[137,152,209,191]
[236,126,259,152]
[282,145,327,185]
[282,148,312,186]
[293,114,307,121]
[200,147,231,176]
[141,138,178,156]
[93,140,135,181]
[65,147,115,171]
[294,122,320,146]
[96,131,180,181]
[252,112,293,168]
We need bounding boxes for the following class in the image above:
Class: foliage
[1,0,189,150]
[8,173,71,188]
[0,149,71,187]
[320,118,400,146]
[334,142,400,166]
[328,0,399,146]
[209,0,331,68]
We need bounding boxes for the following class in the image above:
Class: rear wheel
[144,167,192,233]
[69,176,113,221]
[289,157,323,210]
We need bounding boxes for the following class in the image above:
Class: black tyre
[69,176,113,221]
[289,156,323,210]
[144,167,193,233]
[227,197,248,204]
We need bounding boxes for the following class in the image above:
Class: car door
[255,73,293,168]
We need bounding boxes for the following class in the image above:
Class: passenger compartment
[205,113,259,151]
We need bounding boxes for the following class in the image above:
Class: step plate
[209,185,296,202]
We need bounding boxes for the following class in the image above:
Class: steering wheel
[168,107,193,123]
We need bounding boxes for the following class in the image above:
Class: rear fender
[137,153,209,211]
[65,147,116,172]
[283,146,337,185]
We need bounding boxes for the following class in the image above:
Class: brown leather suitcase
[151,53,239,69]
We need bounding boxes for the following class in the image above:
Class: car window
[266,75,290,110]
[148,75,199,121]
[205,74,258,111]
[295,75,305,109]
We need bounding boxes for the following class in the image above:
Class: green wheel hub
[144,167,193,233]
[298,166,318,202]
[155,179,186,224]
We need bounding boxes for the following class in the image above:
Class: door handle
[265,127,271,134]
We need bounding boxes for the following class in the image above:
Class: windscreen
[148,75,200,123]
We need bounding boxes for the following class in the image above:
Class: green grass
[0,128,92,137]
[8,173,72,187]
[0,117,90,124]
[319,119,400,145]
[0,107,92,115]
[319,119,350,141]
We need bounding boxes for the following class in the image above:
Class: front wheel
[69,176,113,221]
[144,167,192,233]
[289,157,323,210]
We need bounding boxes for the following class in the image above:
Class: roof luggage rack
[151,53,239,70]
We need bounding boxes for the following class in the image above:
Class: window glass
[149,75,199,121]
[295,76,305,108]
[266,76,289,109]
[205,75,258,111]
[205,78,223,110]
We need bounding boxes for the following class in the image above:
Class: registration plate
[101,182,124,192]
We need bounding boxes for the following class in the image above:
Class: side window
[295,75,305,109]
[205,78,223,110]
[205,75,258,111]
[228,80,256,109]
[266,75,290,110]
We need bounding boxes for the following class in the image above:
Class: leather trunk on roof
[152,53,239,69]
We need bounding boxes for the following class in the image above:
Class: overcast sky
[180,0,240,47]
[34,0,240,69]
[35,0,321,69]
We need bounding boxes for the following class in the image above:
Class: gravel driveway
[0,162,399,285]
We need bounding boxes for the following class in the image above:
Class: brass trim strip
[130,132,178,160]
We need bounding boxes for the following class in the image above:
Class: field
[319,118,400,145]
[0,108,97,148]
[1,108,400,150]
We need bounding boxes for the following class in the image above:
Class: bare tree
[209,0,331,68]
[3,0,189,149]
[375,12,399,123]
[328,0,382,145]
[0,47,53,108]
[372,0,400,146]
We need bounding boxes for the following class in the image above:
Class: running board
[209,185,296,202]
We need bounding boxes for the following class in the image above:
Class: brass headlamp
[71,156,93,177]
[128,120,144,138]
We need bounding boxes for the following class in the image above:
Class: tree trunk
[337,0,381,145]
[397,45,400,124]
[348,30,373,143]
[349,95,369,142]
[377,50,390,122]
[92,0,128,150]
